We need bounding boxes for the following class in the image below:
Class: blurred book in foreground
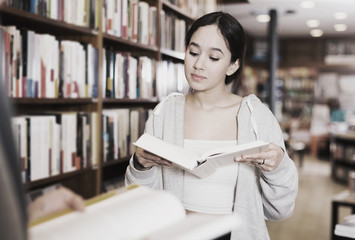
[29,185,241,240]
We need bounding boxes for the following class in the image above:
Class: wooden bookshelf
[161,0,195,20]
[331,133,355,184]
[279,67,317,118]
[0,5,98,37]
[1,0,205,199]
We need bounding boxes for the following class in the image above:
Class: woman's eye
[210,57,219,62]
[189,51,198,57]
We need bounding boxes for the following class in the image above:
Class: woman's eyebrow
[189,42,224,55]
[211,47,224,55]
[189,42,200,48]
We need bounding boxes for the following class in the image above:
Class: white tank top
[182,139,238,214]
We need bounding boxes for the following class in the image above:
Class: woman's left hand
[234,143,284,171]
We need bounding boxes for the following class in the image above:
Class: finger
[236,146,279,162]
[139,150,164,162]
[137,152,172,167]
[235,157,265,166]
[59,188,85,211]
[235,153,267,163]
[138,158,171,169]
[157,158,173,166]
[138,159,158,168]
[69,195,85,211]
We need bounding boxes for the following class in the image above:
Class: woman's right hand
[133,147,172,171]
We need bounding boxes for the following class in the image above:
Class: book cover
[114,52,124,98]
[127,55,137,99]
[113,0,122,37]
[90,112,98,167]
[121,0,128,39]
[138,1,149,45]
[148,6,157,46]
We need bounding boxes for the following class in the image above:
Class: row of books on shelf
[333,167,351,183]
[278,68,317,90]
[283,77,315,91]
[11,108,150,182]
[102,49,188,100]
[103,0,158,46]
[0,0,100,30]
[102,108,150,162]
[1,23,188,100]
[156,60,188,99]
[160,10,187,53]
[165,0,200,18]
[103,0,190,52]
[0,25,99,98]
[333,144,355,161]
[12,112,98,182]
[1,0,202,53]
[285,91,314,100]
[102,0,205,49]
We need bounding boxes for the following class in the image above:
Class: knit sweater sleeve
[125,93,185,189]
[124,102,164,189]
[252,96,299,221]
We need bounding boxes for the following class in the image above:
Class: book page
[145,213,242,240]
[185,160,217,178]
[200,140,269,160]
[133,133,200,170]
[201,140,269,168]
[29,186,186,240]
[184,141,269,178]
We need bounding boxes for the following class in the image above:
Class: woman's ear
[226,59,240,76]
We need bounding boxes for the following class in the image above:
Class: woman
[125,11,298,240]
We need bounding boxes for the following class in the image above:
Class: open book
[29,185,240,240]
[134,133,270,178]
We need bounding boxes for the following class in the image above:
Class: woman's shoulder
[242,94,274,116]
[153,92,186,115]
[243,94,266,108]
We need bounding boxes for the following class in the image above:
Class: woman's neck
[187,89,237,110]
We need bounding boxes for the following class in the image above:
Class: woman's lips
[191,73,206,81]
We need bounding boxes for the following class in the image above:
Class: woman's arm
[259,115,298,221]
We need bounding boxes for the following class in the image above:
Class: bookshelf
[331,133,355,184]
[0,0,209,199]
[278,67,316,120]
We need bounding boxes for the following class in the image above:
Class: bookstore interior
[1,0,355,239]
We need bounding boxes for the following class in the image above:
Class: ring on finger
[258,159,265,165]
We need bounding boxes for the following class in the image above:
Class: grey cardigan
[125,93,298,240]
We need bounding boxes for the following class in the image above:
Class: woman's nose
[193,56,204,70]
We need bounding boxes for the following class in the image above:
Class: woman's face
[184,25,238,93]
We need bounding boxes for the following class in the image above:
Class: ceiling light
[334,12,347,20]
[256,14,270,23]
[334,24,347,32]
[300,1,315,9]
[306,19,320,28]
[310,29,323,37]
